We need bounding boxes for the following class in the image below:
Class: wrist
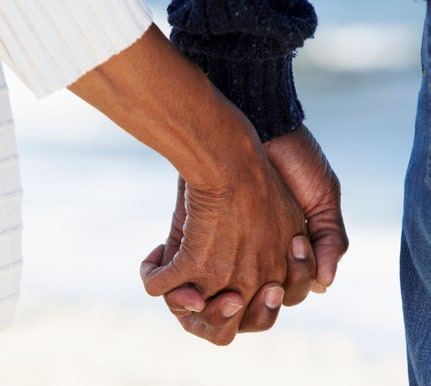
[68,24,268,190]
[176,85,271,191]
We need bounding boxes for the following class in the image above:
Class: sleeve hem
[0,0,153,98]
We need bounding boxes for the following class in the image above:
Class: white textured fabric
[0,0,153,330]
[0,0,153,97]
[0,63,22,331]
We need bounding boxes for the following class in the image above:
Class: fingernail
[312,282,327,294]
[184,305,203,313]
[291,236,309,260]
[223,302,243,318]
[264,287,284,310]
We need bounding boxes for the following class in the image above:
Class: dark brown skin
[143,125,348,344]
[265,124,348,292]
[68,24,323,345]
[141,164,307,346]
[142,177,317,340]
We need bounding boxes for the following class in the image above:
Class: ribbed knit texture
[0,64,22,331]
[0,0,153,331]
[0,0,153,97]
[168,0,317,142]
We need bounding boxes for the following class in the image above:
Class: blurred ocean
[0,1,426,385]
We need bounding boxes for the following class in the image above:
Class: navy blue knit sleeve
[168,0,317,142]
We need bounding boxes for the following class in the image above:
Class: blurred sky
[0,1,427,385]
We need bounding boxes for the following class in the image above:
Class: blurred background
[0,1,425,385]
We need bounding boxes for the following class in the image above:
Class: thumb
[308,215,348,293]
[283,235,316,306]
[140,244,188,297]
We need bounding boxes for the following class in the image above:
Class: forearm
[68,24,266,190]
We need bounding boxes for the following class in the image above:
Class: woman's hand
[141,172,316,345]
[141,165,308,345]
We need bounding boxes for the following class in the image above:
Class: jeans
[401,4,431,385]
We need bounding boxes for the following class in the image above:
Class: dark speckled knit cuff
[168,0,318,142]
[206,54,303,142]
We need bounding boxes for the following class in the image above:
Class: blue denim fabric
[401,4,431,385]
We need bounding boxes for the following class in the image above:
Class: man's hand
[264,124,348,293]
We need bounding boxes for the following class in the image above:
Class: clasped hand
[141,125,348,345]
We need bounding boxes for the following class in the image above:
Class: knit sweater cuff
[168,0,317,141]
[0,0,153,98]
[206,55,303,142]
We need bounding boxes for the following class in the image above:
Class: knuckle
[331,175,341,192]
[143,280,161,297]
[341,236,350,255]
[254,318,276,332]
[139,261,150,277]
[181,315,201,335]
[212,333,236,346]
[290,270,315,285]
[194,312,229,328]
[334,234,349,263]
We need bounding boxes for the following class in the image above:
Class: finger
[178,313,240,346]
[140,244,165,270]
[140,246,188,297]
[283,235,316,306]
[189,292,244,328]
[311,233,347,293]
[307,214,349,291]
[140,244,165,296]
[239,283,284,333]
[164,290,245,345]
[164,287,206,314]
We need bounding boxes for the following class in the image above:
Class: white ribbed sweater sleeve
[0,0,153,97]
[0,64,22,331]
[0,0,153,331]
